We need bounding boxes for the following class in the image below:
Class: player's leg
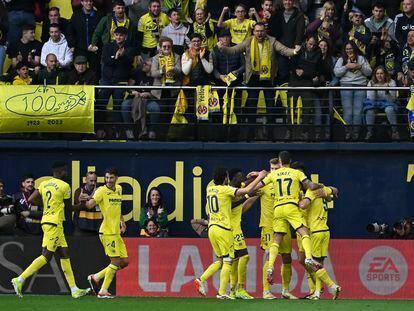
[216,229,234,299]
[260,227,276,299]
[279,230,297,299]
[12,247,53,297]
[11,224,56,297]
[312,232,341,300]
[235,248,253,299]
[230,256,239,298]
[297,232,316,297]
[58,246,91,298]
[195,226,223,296]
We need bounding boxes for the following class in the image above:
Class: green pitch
[2,296,414,311]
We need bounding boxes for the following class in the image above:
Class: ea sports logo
[359,246,407,295]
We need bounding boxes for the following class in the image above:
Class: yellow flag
[407,93,414,111]
[196,85,210,120]
[171,89,188,124]
[333,107,347,125]
[209,89,220,112]
[296,96,302,125]
[290,96,294,124]
[241,90,248,108]
[222,88,229,124]
[229,88,237,124]
[257,90,266,114]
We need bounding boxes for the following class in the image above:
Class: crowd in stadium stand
[0,0,413,141]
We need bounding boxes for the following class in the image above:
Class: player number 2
[207,195,219,213]
[45,190,52,209]
[276,178,292,196]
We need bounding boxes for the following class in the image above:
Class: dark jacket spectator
[394,3,414,47]
[101,40,135,82]
[342,8,371,56]
[41,7,70,43]
[0,179,16,235]
[61,55,98,85]
[268,6,305,48]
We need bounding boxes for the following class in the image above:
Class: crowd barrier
[0,85,412,142]
[1,237,413,299]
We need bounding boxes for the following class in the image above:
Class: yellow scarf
[110,15,130,41]
[349,25,366,54]
[250,36,271,80]
[159,53,175,84]
[182,48,200,85]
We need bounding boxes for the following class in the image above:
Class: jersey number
[45,190,52,209]
[207,195,219,213]
[276,178,293,196]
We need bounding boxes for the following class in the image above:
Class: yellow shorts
[273,203,304,233]
[232,227,247,251]
[311,231,330,258]
[42,224,67,252]
[209,225,234,258]
[260,226,273,250]
[99,234,128,258]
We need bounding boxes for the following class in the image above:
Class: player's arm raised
[302,178,323,191]
[235,170,267,196]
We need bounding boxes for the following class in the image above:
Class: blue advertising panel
[0,141,413,238]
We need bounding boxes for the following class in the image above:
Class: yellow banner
[0,85,94,133]
[196,85,210,120]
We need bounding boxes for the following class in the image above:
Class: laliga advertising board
[117,239,414,299]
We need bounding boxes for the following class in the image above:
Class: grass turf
[1,296,414,311]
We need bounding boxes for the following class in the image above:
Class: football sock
[230,258,239,292]
[262,260,270,291]
[268,242,279,268]
[218,261,232,295]
[21,255,48,280]
[95,267,108,281]
[60,258,76,289]
[200,260,221,282]
[101,264,119,291]
[316,268,334,287]
[301,235,312,259]
[281,263,292,291]
[305,268,316,293]
[237,254,249,289]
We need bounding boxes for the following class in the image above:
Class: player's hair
[167,8,179,17]
[86,171,97,177]
[291,161,306,173]
[52,161,67,175]
[228,168,242,181]
[105,167,119,176]
[278,151,291,165]
[21,174,35,183]
[269,158,279,165]
[213,167,228,185]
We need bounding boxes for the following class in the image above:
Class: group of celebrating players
[195,150,342,300]
[9,150,340,300]
[11,163,126,299]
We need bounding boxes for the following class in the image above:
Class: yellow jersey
[223,18,255,44]
[259,183,274,228]
[231,202,243,231]
[93,184,123,235]
[262,167,308,207]
[206,184,237,230]
[305,186,333,232]
[38,178,71,227]
[138,12,169,48]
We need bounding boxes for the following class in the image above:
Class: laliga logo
[359,246,407,295]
